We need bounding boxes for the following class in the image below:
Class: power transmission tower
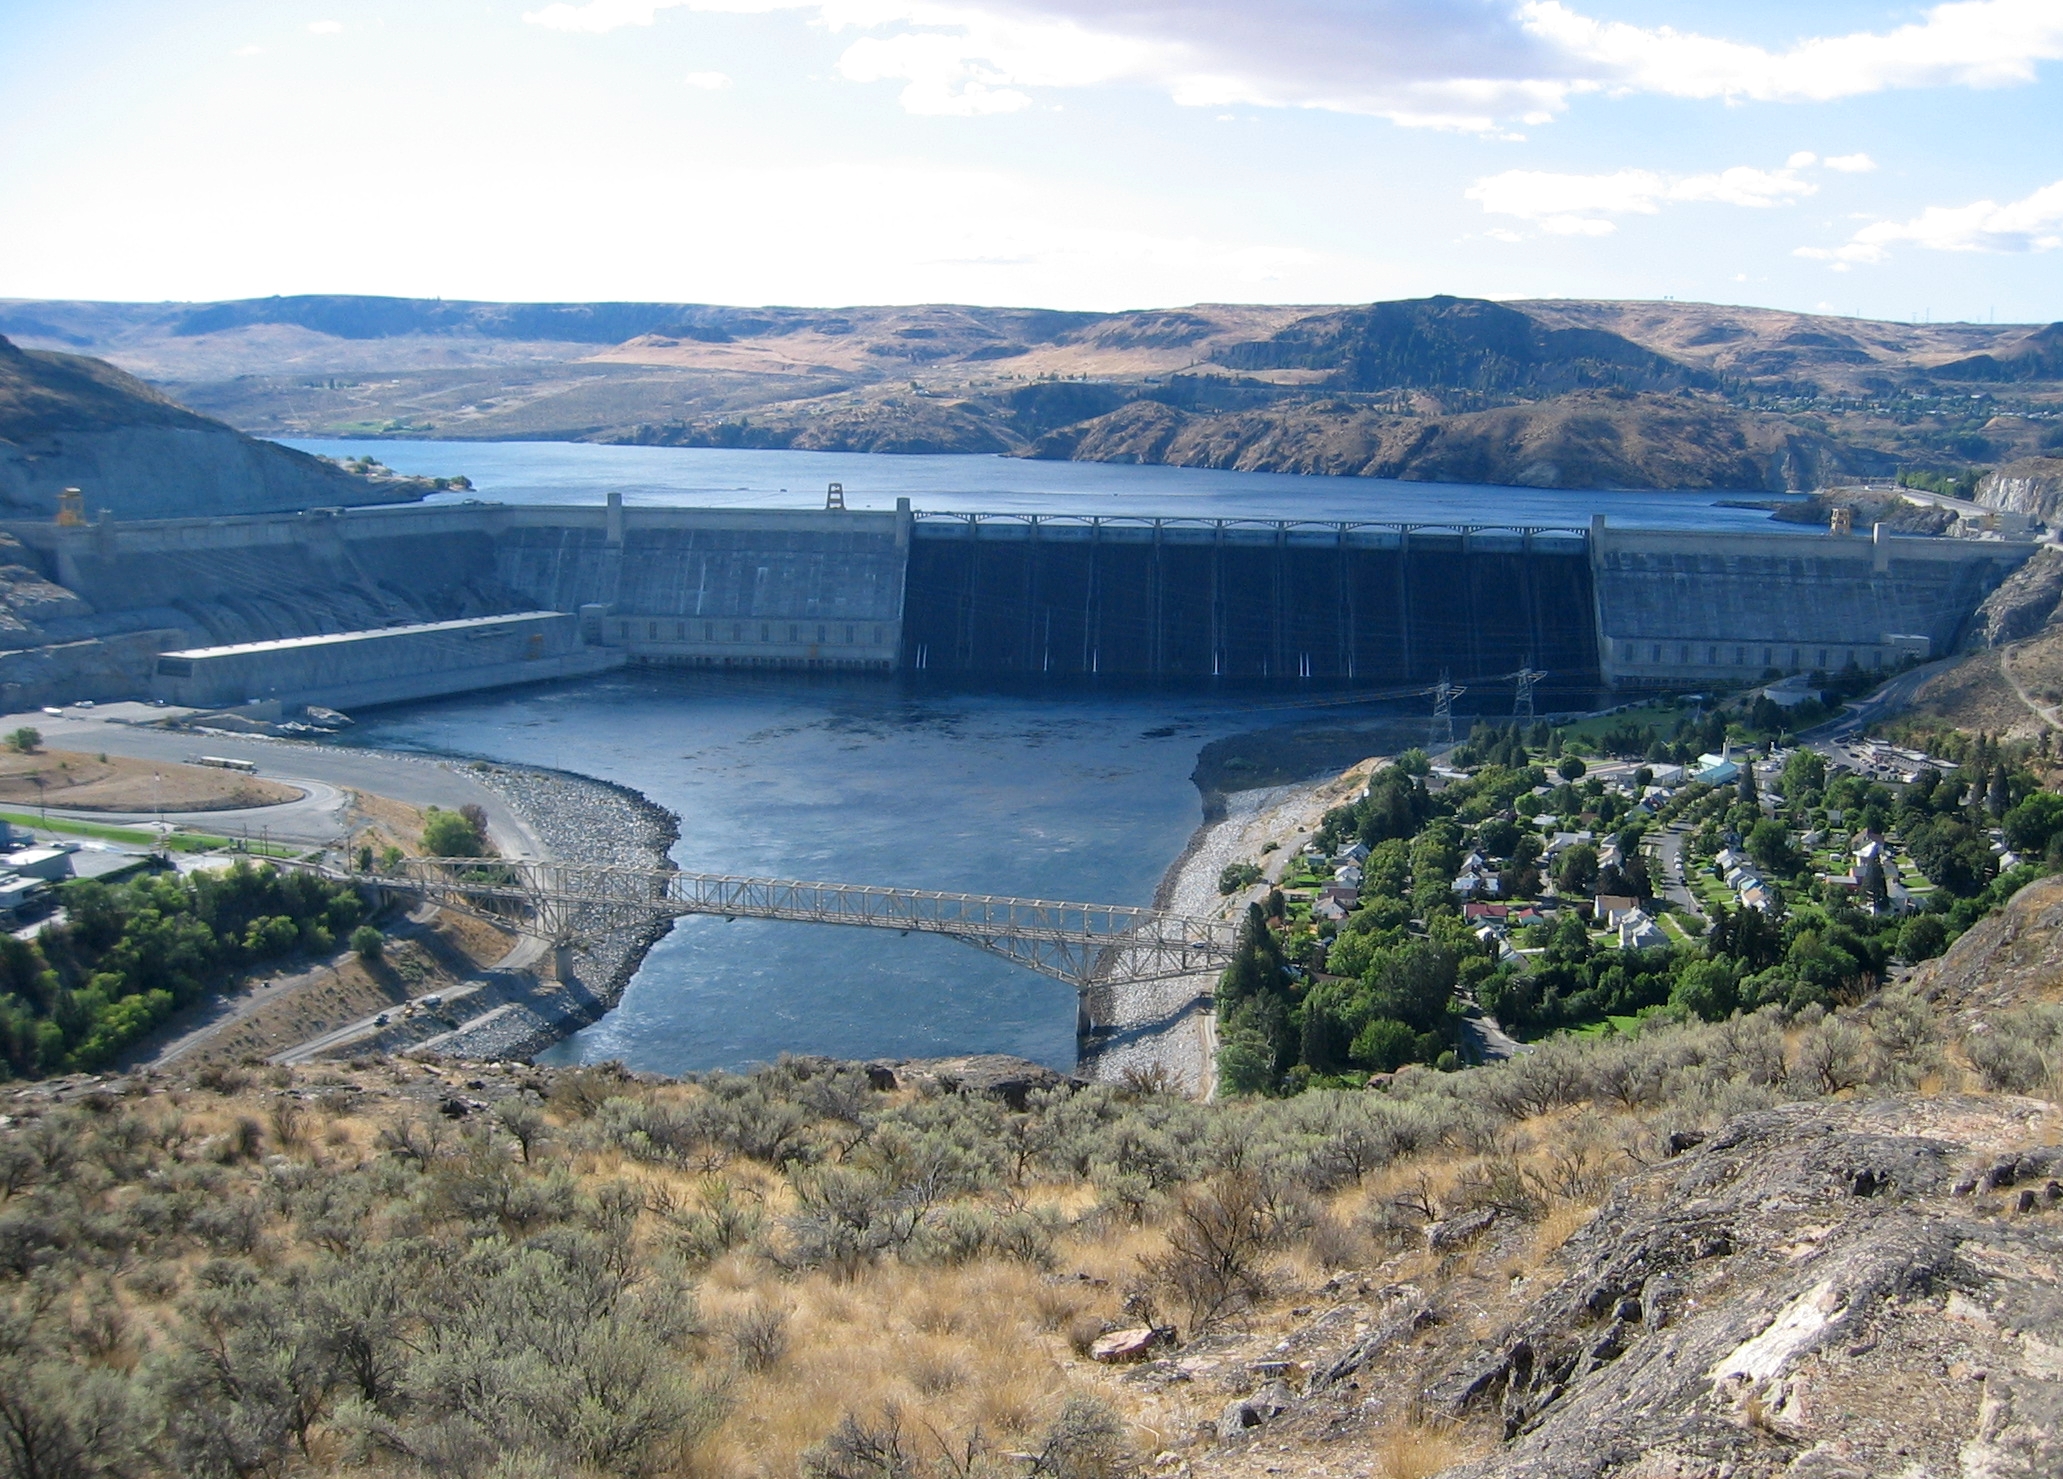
[1512,666,1546,720]
[1425,671,1465,749]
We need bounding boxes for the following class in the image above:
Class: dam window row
[616,620,886,647]
[1616,641,1915,671]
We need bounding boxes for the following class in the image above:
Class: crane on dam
[335,856,1242,992]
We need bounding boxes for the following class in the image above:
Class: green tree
[349,925,383,961]
[4,726,39,753]
[421,805,487,858]
[1554,842,1599,896]
[1746,819,1796,875]
[2003,792,2063,855]
[1899,913,1948,962]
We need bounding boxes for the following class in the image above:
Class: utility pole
[1425,671,1464,749]
[1513,666,1546,720]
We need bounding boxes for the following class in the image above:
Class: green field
[1557,701,1696,751]
[0,810,302,858]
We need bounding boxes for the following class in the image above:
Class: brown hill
[0,334,423,520]
[1029,390,1853,490]
[5,294,2057,494]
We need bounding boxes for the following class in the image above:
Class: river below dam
[346,668,1381,1075]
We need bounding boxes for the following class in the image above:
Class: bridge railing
[333,856,1241,988]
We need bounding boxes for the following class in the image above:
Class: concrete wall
[150,611,618,711]
[497,498,910,671]
[1593,522,2032,688]
[6,500,2040,702]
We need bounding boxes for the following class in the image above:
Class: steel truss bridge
[344,856,1240,991]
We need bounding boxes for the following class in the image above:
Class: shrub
[348,925,383,962]
[1218,862,1263,895]
[5,726,39,753]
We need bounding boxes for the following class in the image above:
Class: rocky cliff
[0,334,423,519]
[1979,457,2063,524]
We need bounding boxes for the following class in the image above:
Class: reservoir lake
[315,440,1806,1074]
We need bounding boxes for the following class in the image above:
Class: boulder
[1216,1380,1294,1439]
[1090,1326,1174,1364]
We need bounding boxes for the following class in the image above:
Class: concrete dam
[0,498,2035,713]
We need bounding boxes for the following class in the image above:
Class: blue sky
[2,0,2059,320]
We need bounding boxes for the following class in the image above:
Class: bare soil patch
[0,746,299,812]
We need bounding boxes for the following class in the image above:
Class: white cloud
[684,70,732,87]
[1520,0,2063,103]
[1788,151,1817,169]
[233,44,263,57]
[1824,153,1878,173]
[1468,160,1817,236]
[521,0,2063,131]
[307,20,344,35]
[1797,177,2063,266]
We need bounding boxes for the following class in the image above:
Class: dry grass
[700,1259,1078,1479]
[0,747,298,811]
[1374,1419,1475,1479]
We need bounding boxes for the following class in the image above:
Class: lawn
[0,809,302,857]
[1557,702,1697,753]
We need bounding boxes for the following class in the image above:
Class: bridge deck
[346,857,1241,990]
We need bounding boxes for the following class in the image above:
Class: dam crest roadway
[335,854,1241,993]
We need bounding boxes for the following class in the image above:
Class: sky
[1,0,2060,321]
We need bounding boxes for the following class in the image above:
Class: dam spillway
[0,499,2036,712]
[900,514,1597,685]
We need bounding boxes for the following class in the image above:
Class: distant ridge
[2,293,2056,493]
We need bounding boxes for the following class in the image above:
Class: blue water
[346,669,1354,1075]
[281,438,1810,531]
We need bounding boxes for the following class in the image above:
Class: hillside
[4,870,2061,1479]
[0,334,429,520]
[4,294,2060,493]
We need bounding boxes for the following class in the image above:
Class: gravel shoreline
[411,762,680,1062]
[1077,757,1382,1097]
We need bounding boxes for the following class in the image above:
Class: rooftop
[161,612,567,661]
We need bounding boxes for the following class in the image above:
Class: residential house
[1617,909,1668,951]
[1593,893,1642,925]
[1334,863,1364,889]
[1335,841,1371,864]
[1312,896,1349,923]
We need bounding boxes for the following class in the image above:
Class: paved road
[1652,823,1702,917]
[1800,659,1958,743]
[1460,1012,1525,1062]
[0,708,544,856]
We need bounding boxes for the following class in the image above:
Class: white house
[1617,910,1668,951]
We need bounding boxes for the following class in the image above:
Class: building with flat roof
[150,612,617,711]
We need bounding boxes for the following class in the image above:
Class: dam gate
[900,516,1600,687]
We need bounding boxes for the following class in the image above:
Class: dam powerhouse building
[0,494,2034,713]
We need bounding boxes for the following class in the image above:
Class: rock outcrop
[1905,873,2063,1016]
[1432,1095,2063,1478]
[1979,458,2063,526]
[0,334,421,519]
[1964,545,2063,648]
